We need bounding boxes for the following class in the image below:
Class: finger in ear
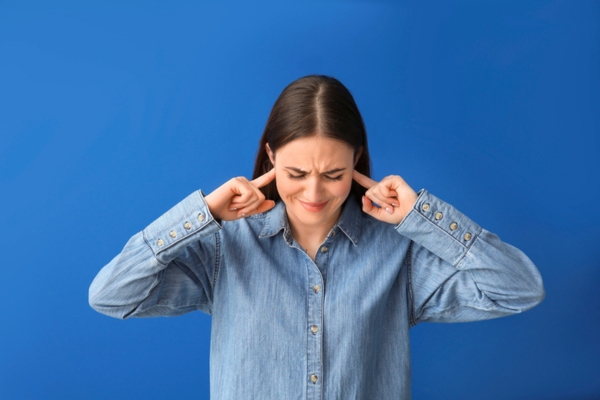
[266,143,275,165]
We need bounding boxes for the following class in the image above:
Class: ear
[266,143,275,166]
[354,146,363,167]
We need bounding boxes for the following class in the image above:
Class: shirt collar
[258,197,363,247]
[258,201,291,242]
[336,197,362,246]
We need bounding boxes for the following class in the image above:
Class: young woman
[89,75,545,399]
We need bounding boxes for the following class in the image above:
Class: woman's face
[267,135,358,233]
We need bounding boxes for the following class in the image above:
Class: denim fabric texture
[89,189,545,400]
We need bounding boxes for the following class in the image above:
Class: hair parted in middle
[252,75,371,203]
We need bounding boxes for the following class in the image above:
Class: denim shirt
[89,189,544,400]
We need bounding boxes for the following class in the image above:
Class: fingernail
[240,213,246,218]
[391,203,398,207]
[386,207,393,214]
[229,207,238,211]
[361,196,365,205]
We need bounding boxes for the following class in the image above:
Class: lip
[298,200,329,212]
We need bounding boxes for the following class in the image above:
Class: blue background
[1,1,598,399]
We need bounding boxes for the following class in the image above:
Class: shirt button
[450,222,458,231]
[464,232,472,241]
[422,203,431,212]
[157,239,164,247]
[435,212,443,220]
[169,230,177,238]
[313,285,321,294]
[184,222,192,230]
[310,374,319,383]
[310,325,319,334]
[320,246,328,253]
[197,213,205,222]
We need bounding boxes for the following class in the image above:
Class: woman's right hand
[204,169,276,221]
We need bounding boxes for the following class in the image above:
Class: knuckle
[232,177,247,186]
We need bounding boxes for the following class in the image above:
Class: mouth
[298,200,329,212]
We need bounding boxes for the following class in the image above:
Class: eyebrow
[284,167,346,175]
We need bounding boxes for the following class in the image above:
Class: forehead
[276,136,354,168]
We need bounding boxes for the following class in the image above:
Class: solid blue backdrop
[1,1,598,399]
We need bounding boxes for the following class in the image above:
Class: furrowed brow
[322,168,346,175]
[285,167,308,174]
[284,167,346,175]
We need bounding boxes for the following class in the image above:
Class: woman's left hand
[353,170,418,225]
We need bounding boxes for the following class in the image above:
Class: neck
[287,208,341,257]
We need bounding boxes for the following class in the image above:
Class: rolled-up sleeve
[89,190,222,319]
[396,190,545,324]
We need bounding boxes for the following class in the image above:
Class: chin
[289,199,343,225]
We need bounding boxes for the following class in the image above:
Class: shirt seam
[212,232,222,303]
[406,242,417,327]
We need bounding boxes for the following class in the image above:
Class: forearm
[89,190,221,319]
[397,190,545,322]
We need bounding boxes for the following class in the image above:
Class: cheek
[275,173,299,197]
[330,180,353,198]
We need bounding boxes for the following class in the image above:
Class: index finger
[251,168,276,188]
[353,169,377,189]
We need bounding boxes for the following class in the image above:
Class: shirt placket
[306,235,332,400]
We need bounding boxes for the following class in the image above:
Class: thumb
[361,196,377,217]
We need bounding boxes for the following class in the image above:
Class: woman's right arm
[89,170,275,319]
[88,190,222,319]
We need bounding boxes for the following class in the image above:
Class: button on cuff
[144,190,221,255]
[395,189,483,265]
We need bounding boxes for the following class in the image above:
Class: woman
[89,75,545,399]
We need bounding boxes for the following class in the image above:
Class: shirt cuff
[143,190,222,257]
[395,189,482,267]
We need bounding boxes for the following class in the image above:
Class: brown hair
[252,75,371,203]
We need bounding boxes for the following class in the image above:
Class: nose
[304,176,324,201]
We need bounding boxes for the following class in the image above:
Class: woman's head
[253,75,371,205]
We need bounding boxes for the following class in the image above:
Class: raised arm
[353,170,545,323]
[88,190,222,319]
[89,170,276,319]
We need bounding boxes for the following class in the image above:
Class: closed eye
[324,174,343,181]
[288,173,306,180]
[285,167,345,182]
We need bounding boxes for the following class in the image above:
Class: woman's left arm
[354,171,545,323]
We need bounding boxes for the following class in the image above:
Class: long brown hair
[252,75,371,203]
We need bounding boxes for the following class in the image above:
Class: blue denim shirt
[89,189,544,399]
